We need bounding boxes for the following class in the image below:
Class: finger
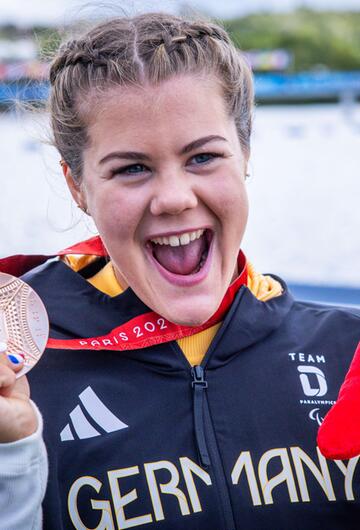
[7,353,25,374]
[0,341,24,370]
[0,361,30,401]
[0,348,25,397]
[11,373,30,400]
[0,362,17,397]
[0,350,25,373]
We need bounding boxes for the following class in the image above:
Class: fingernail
[7,354,24,365]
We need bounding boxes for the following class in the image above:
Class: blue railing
[1,71,360,103]
[0,81,49,103]
[254,71,360,100]
[288,283,360,307]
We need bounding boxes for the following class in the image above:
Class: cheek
[209,175,248,229]
[235,187,249,224]
[89,187,145,242]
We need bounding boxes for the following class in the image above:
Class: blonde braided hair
[49,13,254,183]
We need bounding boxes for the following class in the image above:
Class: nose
[150,171,198,216]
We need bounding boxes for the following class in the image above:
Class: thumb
[0,344,28,398]
[0,341,25,376]
[7,353,26,374]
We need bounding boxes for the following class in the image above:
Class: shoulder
[286,298,360,364]
[291,298,360,322]
[21,258,105,330]
[22,256,106,298]
[285,289,360,343]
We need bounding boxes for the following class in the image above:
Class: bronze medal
[0,272,49,377]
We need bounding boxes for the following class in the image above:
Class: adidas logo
[60,386,128,441]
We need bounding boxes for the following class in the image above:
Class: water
[1,103,359,286]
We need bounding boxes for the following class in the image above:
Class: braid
[161,33,189,54]
[48,13,253,183]
[49,40,107,86]
[157,23,231,56]
[184,24,230,42]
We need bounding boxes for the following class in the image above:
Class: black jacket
[24,258,360,530]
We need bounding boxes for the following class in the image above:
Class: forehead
[85,75,232,153]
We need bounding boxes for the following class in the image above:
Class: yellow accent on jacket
[63,256,282,366]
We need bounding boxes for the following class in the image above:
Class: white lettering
[308,354,315,363]
[144,460,191,521]
[108,466,153,528]
[231,451,262,506]
[68,476,115,530]
[133,326,143,338]
[180,457,212,512]
[157,318,167,330]
[258,448,299,504]
[316,355,325,363]
[289,353,326,364]
[290,447,336,501]
[333,456,359,501]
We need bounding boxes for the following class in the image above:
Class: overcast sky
[1,0,360,26]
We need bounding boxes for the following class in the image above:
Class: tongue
[153,235,207,275]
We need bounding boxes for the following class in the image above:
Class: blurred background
[0,0,359,304]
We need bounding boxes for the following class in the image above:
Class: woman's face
[68,75,249,326]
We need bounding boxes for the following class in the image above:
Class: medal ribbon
[47,236,248,351]
[0,235,248,352]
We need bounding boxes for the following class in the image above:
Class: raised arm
[0,350,48,530]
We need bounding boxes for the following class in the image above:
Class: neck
[112,263,128,291]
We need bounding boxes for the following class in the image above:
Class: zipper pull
[191,365,211,468]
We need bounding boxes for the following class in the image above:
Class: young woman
[0,12,359,530]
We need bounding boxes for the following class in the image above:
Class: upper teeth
[151,229,205,247]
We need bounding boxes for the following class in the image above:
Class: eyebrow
[180,135,227,155]
[98,135,227,165]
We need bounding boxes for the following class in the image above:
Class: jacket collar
[24,259,293,369]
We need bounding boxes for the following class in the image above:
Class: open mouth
[148,229,213,277]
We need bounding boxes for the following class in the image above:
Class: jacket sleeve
[0,401,48,530]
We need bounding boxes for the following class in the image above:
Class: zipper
[191,365,211,467]
[180,287,246,529]
[191,364,236,530]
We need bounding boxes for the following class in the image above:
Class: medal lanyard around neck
[48,239,248,352]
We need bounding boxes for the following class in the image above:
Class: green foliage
[0,24,61,61]
[32,28,61,61]
[1,9,359,71]
[224,9,360,71]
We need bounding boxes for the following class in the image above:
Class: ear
[60,160,87,212]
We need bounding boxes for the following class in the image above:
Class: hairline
[74,70,247,167]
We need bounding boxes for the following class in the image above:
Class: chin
[172,316,209,327]
[163,301,218,327]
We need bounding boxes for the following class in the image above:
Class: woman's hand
[0,345,38,443]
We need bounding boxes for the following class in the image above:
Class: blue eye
[111,164,148,177]
[193,153,214,164]
[190,153,223,166]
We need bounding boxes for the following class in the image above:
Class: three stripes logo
[60,386,128,441]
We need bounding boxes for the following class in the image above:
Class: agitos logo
[297,366,328,397]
